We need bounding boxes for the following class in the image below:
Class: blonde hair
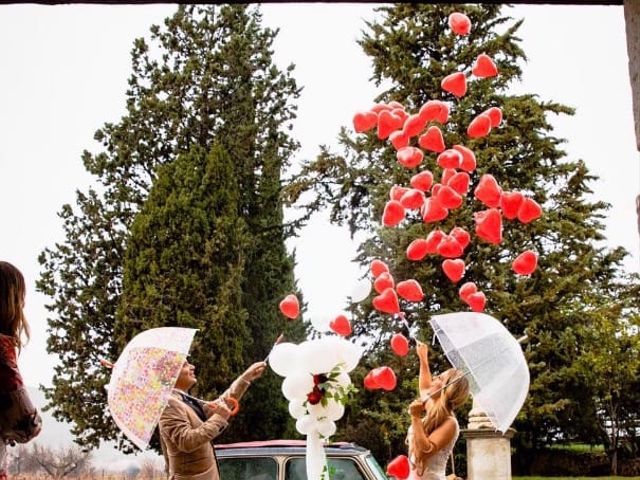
[409,368,470,475]
[0,261,30,351]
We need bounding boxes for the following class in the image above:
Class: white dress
[407,416,459,480]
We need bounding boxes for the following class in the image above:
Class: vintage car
[215,439,390,480]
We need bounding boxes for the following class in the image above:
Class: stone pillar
[461,399,515,480]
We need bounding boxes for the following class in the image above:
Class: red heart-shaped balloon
[474,174,502,208]
[472,53,498,78]
[467,114,492,139]
[330,314,352,337]
[378,110,404,140]
[396,279,424,302]
[437,149,462,169]
[453,144,477,172]
[442,259,465,283]
[403,113,427,138]
[459,281,478,302]
[431,183,443,198]
[418,126,446,153]
[382,200,405,227]
[364,371,379,390]
[371,366,397,391]
[512,250,539,275]
[372,288,400,315]
[440,169,456,186]
[410,170,434,192]
[419,100,449,124]
[441,71,467,98]
[390,334,410,357]
[386,454,411,479]
[447,172,471,196]
[370,103,391,114]
[483,107,503,128]
[400,188,425,210]
[391,107,408,125]
[353,111,378,133]
[500,191,524,220]
[518,197,543,224]
[436,185,464,210]
[406,238,430,261]
[371,260,389,278]
[448,12,471,36]
[279,294,300,319]
[474,208,503,244]
[389,131,410,150]
[397,147,424,169]
[374,272,395,294]
[425,229,445,254]
[437,235,464,258]
[450,226,471,250]
[467,292,487,312]
[421,197,449,223]
[390,185,410,202]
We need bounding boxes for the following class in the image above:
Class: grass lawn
[514,477,640,480]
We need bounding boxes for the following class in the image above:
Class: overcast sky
[0,4,638,395]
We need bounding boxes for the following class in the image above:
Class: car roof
[215,440,370,456]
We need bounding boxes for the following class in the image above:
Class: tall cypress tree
[37,4,304,450]
[285,3,636,463]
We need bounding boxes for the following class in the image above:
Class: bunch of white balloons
[269,336,363,480]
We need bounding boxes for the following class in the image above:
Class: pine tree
[37,4,304,450]
[285,3,637,462]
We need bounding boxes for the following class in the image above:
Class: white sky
[0,4,638,396]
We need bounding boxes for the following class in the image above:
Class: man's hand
[408,399,425,418]
[243,361,267,382]
[416,341,429,362]
[206,399,233,419]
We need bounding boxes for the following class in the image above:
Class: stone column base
[461,427,515,480]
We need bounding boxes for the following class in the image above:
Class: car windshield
[285,457,367,480]
[365,454,390,480]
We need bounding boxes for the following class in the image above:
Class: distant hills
[13,386,164,472]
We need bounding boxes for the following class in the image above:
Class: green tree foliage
[285,3,637,462]
[37,4,304,450]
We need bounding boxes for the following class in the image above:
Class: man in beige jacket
[159,359,266,480]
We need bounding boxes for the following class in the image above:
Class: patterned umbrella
[106,327,197,450]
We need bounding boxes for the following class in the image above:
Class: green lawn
[514,477,640,480]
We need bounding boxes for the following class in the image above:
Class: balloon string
[264,333,285,363]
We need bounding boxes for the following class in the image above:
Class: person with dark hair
[0,261,42,480]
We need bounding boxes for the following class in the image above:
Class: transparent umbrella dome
[429,312,529,433]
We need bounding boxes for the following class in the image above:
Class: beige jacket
[159,375,251,480]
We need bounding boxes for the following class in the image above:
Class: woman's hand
[243,361,267,382]
[408,399,425,418]
[416,341,429,362]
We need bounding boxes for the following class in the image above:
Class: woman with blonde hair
[0,261,42,480]
[406,341,469,480]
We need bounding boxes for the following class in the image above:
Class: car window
[285,457,366,480]
[365,455,390,480]
[219,456,278,480]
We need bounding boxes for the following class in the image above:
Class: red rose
[307,386,323,405]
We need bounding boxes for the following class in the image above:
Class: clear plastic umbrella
[106,327,197,450]
[429,312,529,433]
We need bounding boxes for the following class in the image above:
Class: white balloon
[316,419,337,438]
[288,400,308,419]
[282,372,314,401]
[299,340,340,375]
[334,339,363,372]
[349,278,372,303]
[308,399,344,422]
[269,343,300,377]
[296,415,318,436]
